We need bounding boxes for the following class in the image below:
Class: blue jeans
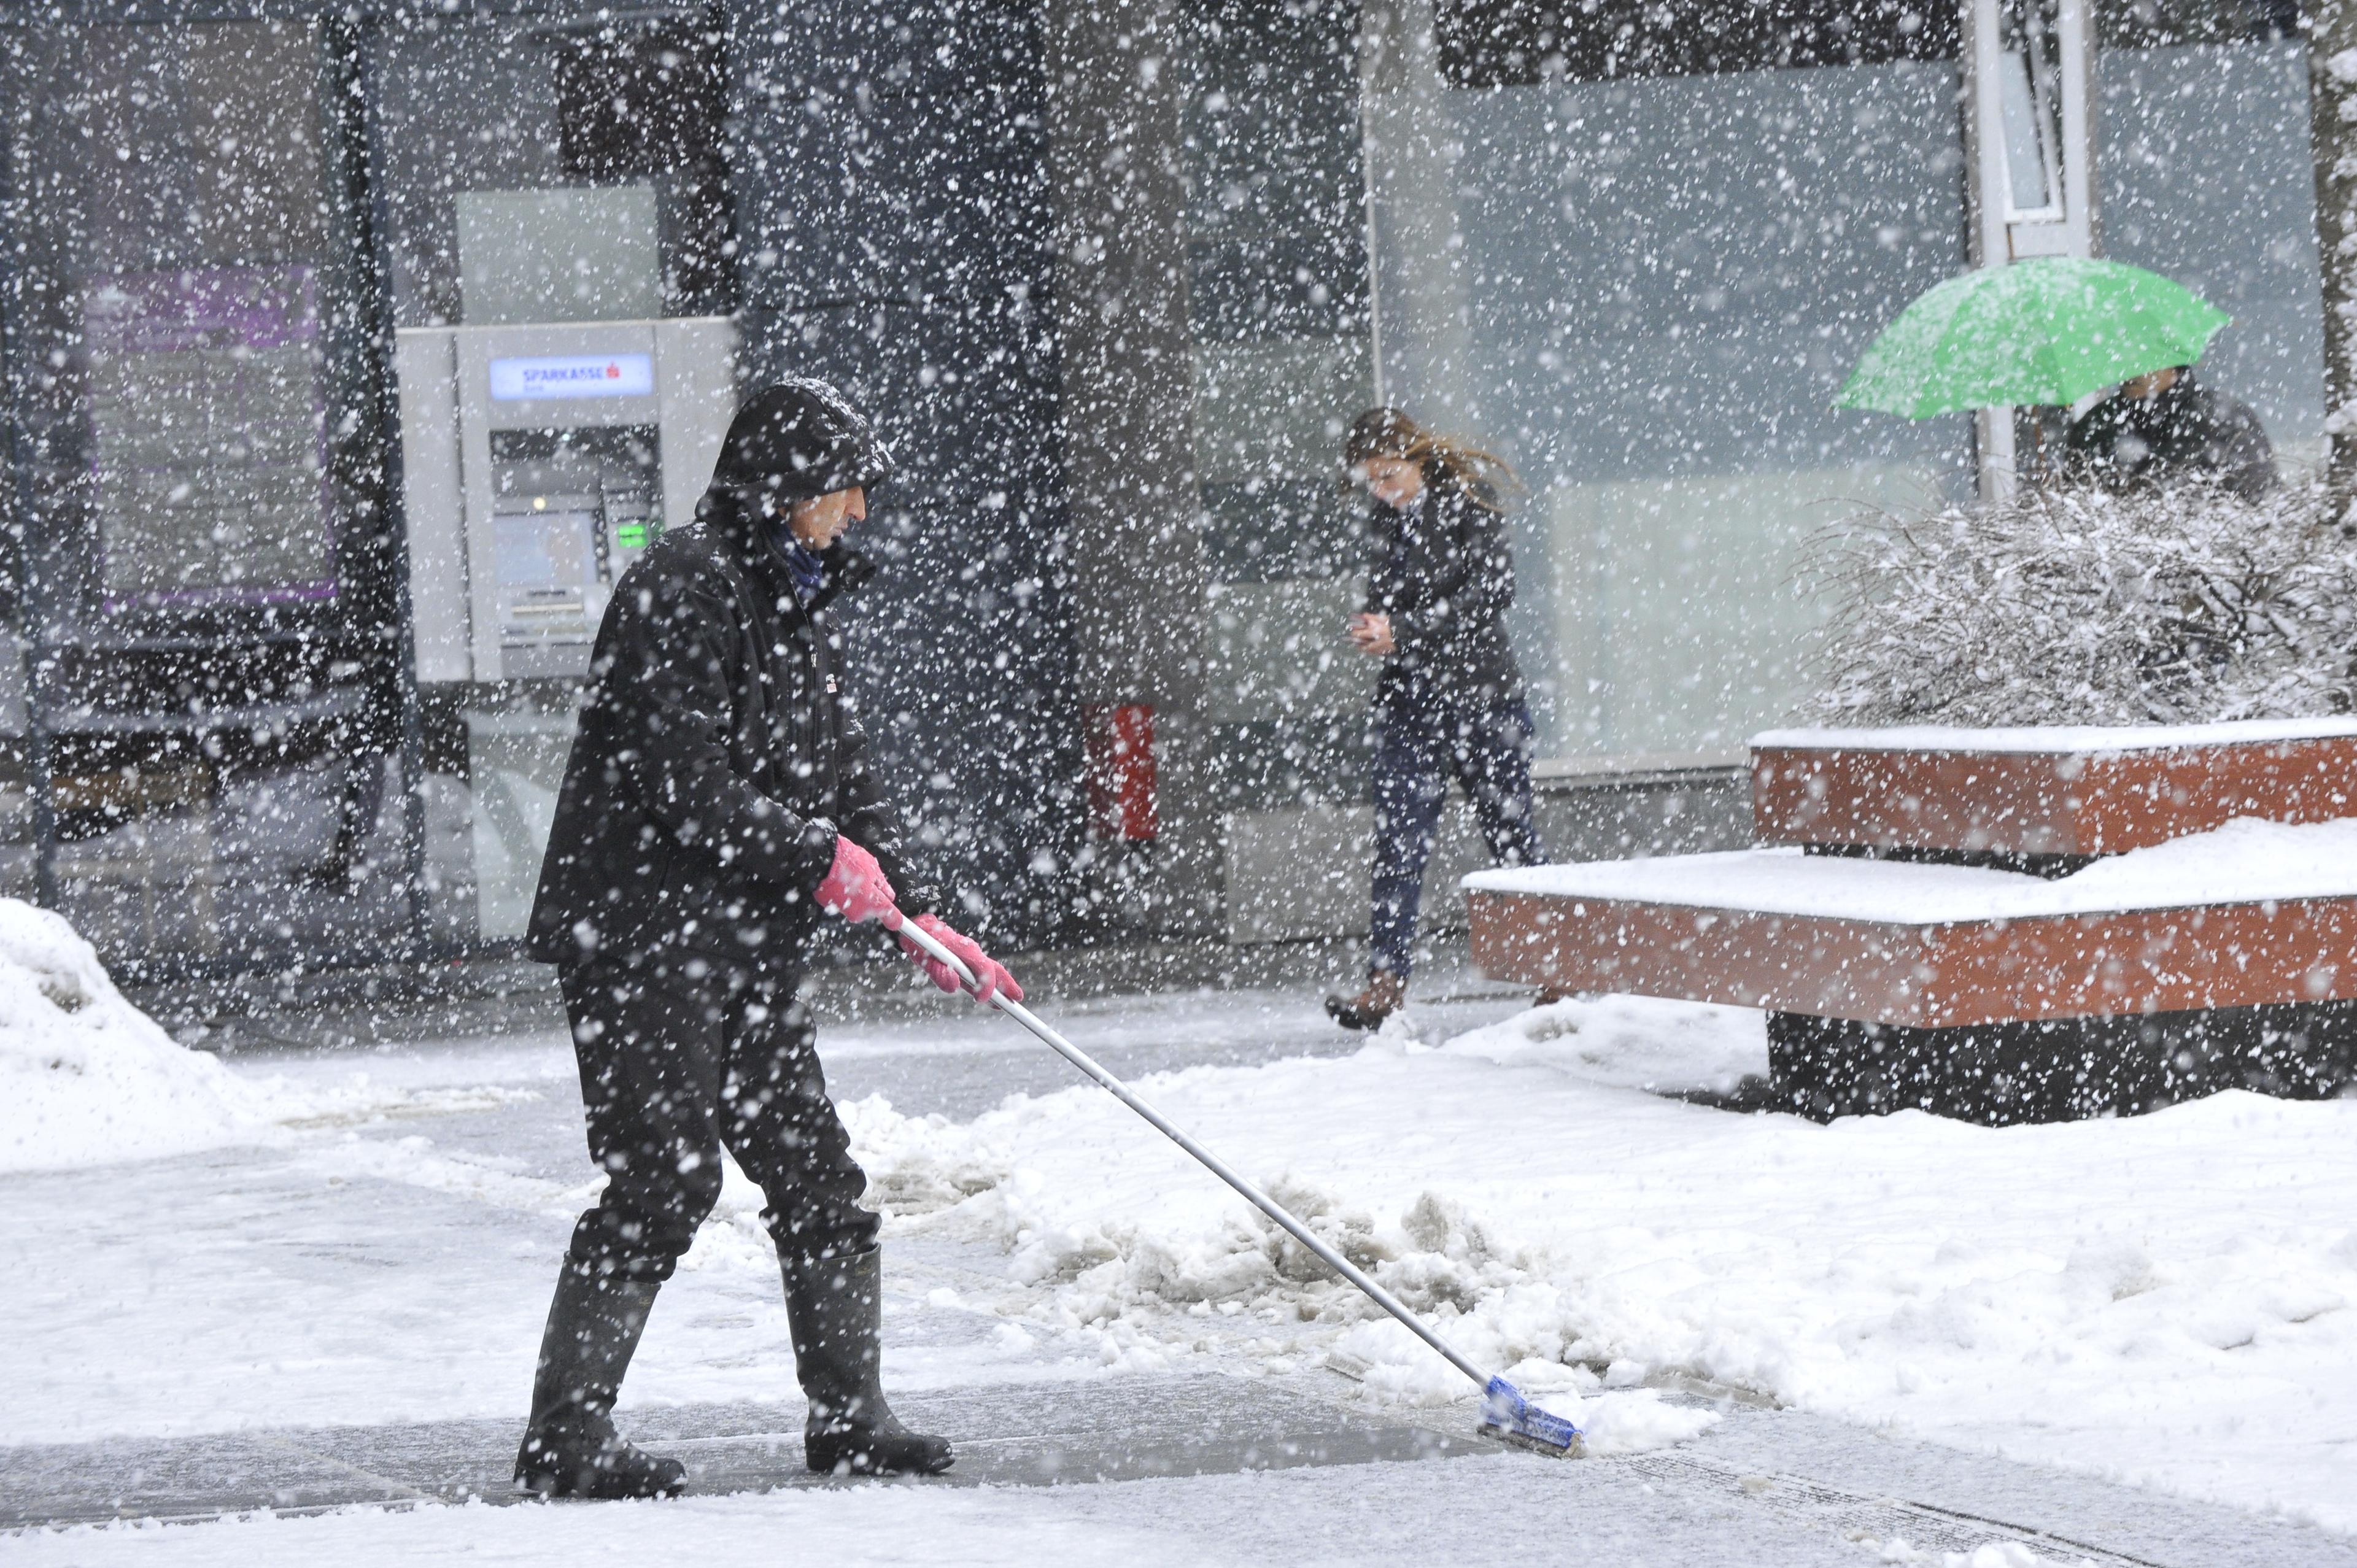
[1368,688,1546,979]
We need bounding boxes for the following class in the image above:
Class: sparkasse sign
[489,353,655,401]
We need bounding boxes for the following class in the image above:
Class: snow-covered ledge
[1464,817,2357,924]
[1752,717,2357,859]
[1752,716,2357,754]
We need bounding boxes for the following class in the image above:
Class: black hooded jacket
[525,381,935,970]
[1363,464,1524,707]
[2063,369,2277,500]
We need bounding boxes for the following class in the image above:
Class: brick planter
[1753,722,2357,857]
[1468,719,2357,1125]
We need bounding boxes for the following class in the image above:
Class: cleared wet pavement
[10,1370,2353,1568]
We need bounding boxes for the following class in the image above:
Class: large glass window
[1,18,406,973]
[10,21,370,619]
[0,6,749,970]
[2095,0,2323,475]
[1365,0,1973,761]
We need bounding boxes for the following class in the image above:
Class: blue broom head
[1481,1375,1583,1454]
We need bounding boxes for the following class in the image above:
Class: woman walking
[1328,407,1548,1030]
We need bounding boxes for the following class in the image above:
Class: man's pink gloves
[899,914,1023,1004]
[817,838,1022,1004]
[814,836,897,924]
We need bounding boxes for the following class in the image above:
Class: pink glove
[899,914,1023,1004]
[814,836,898,924]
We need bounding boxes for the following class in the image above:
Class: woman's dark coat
[527,387,932,970]
[1363,465,1524,706]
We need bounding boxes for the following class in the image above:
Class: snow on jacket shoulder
[1363,468,1524,705]
[525,495,935,970]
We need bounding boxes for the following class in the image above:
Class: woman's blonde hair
[1342,406,1519,511]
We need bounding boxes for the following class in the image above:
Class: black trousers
[557,955,877,1284]
[1369,683,1546,979]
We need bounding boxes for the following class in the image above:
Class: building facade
[0,0,2326,976]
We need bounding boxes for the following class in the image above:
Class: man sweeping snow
[516,378,1021,1497]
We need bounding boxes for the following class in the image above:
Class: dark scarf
[780,539,828,604]
[759,510,829,604]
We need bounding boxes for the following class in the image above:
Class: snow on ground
[0,900,559,1176]
[4,963,2351,1536]
[0,900,279,1173]
[0,1489,1226,1568]
[828,996,2357,1532]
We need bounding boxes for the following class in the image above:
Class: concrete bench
[1467,720,2357,1124]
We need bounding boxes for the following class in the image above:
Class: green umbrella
[1836,257,2230,419]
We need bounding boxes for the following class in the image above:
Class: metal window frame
[1962,0,2099,501]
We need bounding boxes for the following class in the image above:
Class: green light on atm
[617,523,651,549]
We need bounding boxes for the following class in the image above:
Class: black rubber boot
[784,1247,954,1476]
[514,1265,686,1499]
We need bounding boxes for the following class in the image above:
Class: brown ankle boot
[1325,971,1407,1031]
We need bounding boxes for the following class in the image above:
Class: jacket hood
[710,377,894,501]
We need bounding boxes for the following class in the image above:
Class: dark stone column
[1037,0,1222,935]
[722,0,1082,943]
[1038,0,1208,712]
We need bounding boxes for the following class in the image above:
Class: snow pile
[1863,1542,2078,1568]
[1530,1385,1724,1458]
[1441,992,1765,1097]
[0,899,276,1173]
[844,995,2357,1526]
[0,914,565,1179]
[1808,480,2357,726]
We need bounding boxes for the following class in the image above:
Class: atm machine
[398,319,735,684]
[394,187,736,941]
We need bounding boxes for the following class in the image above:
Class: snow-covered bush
[1807,480,2357,725]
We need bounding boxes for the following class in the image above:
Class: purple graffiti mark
[82,265,342,612]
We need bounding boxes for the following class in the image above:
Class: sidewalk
[126,933,1500,1054]
[8,1365,2351,1568]
[15,970,2351,1566]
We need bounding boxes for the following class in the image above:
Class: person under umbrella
[2063,363,2276,500]
[1327,407,1549,1031]
[514,377,1021,1496]
[1836,257,2262,496]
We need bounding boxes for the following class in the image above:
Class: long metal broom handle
[889,914,1489,1391]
